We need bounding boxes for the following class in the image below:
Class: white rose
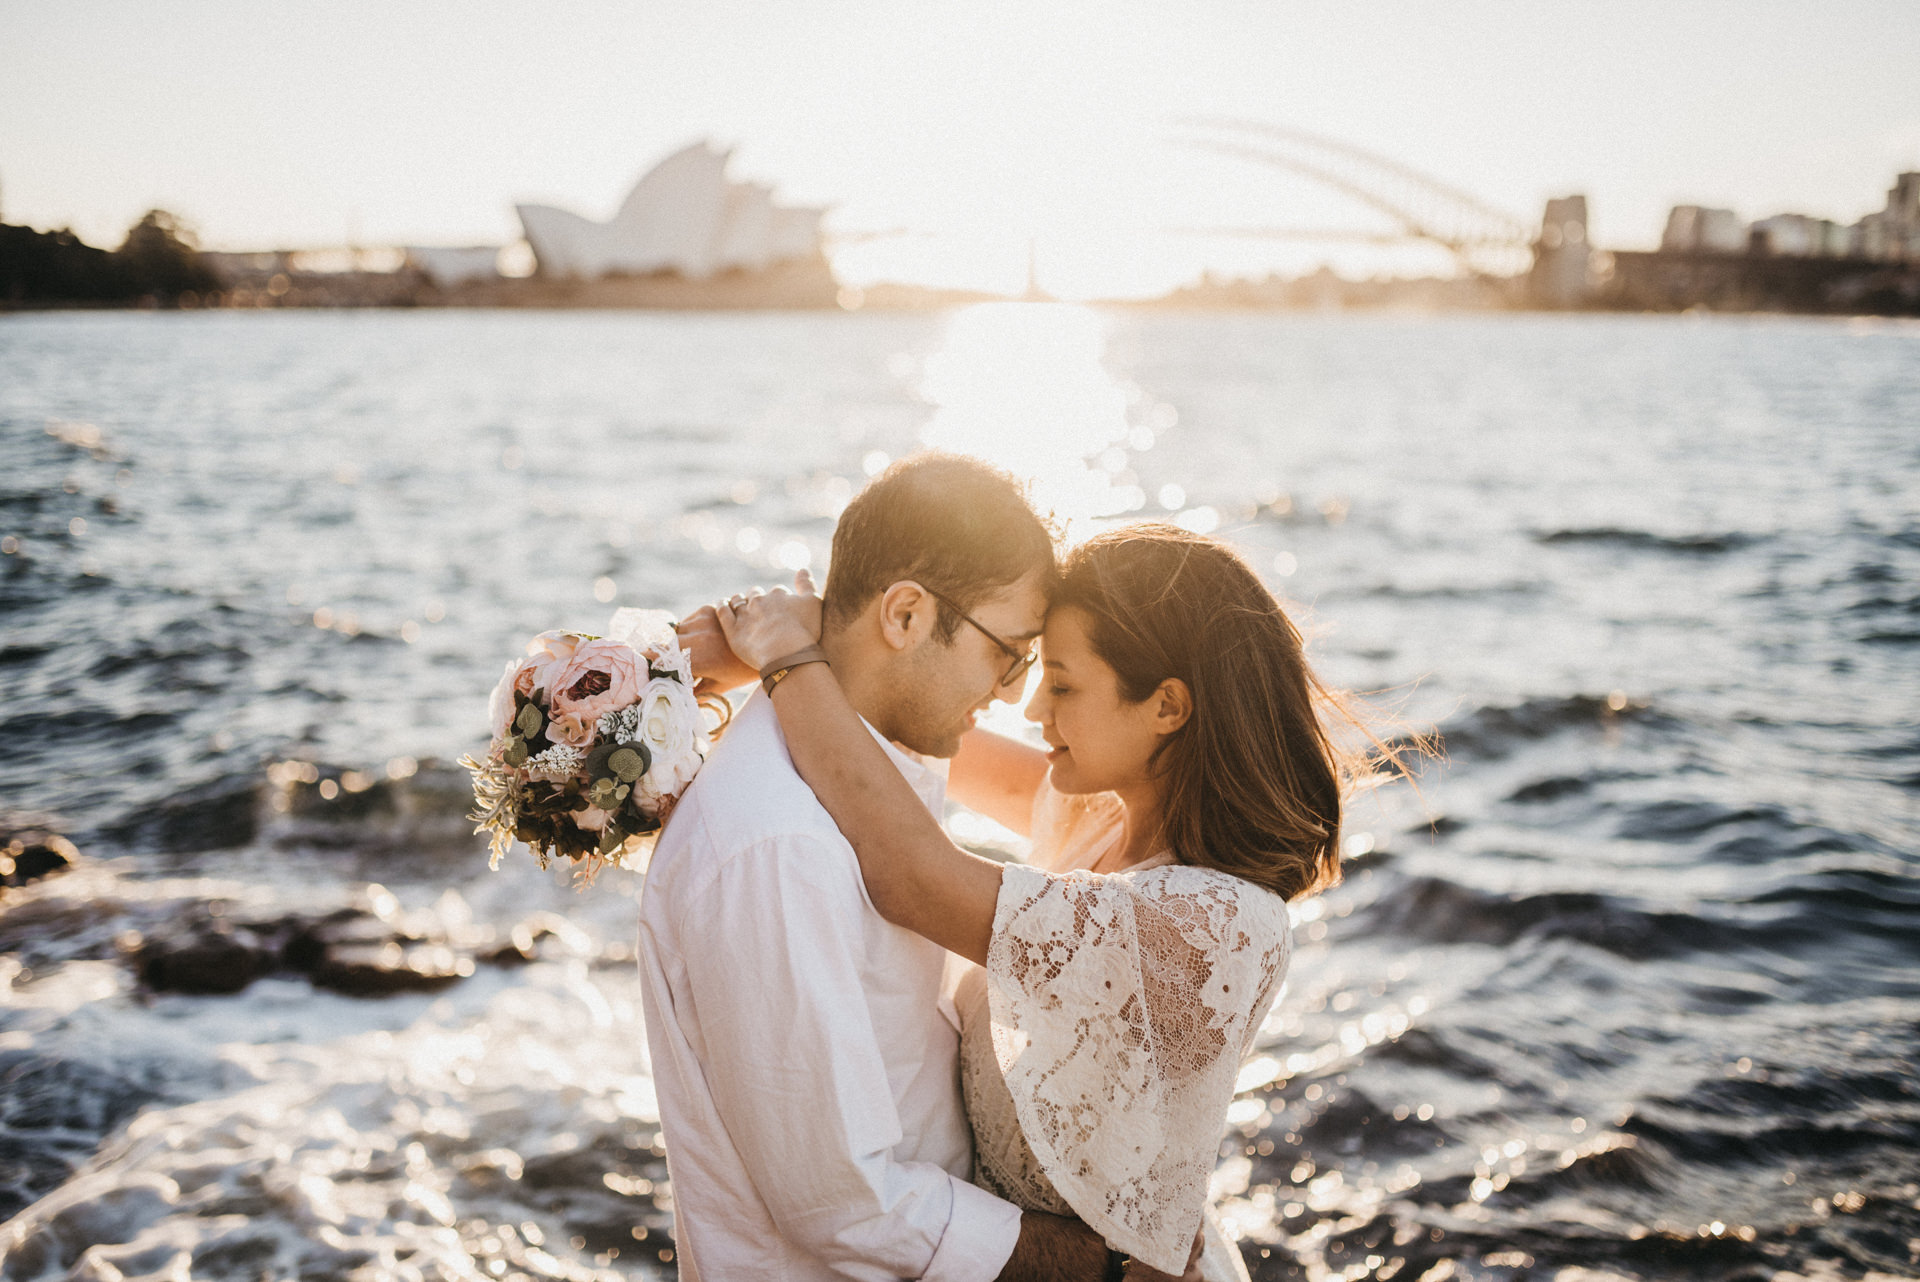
[649,633,694,685]
[634,677,704,801]
[488,658,530,740]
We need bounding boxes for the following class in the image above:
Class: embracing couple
[639,452,1363,1281]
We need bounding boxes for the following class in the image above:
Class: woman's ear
[1151,677,1193,737]
[877,581,933,652]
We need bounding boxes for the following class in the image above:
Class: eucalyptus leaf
[608,747,645,783]
[586,742,619,780]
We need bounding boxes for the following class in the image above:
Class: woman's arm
[716,584,1003,964]
[948,728,1050,837]
[686,592,1047,834]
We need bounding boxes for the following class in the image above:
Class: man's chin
[893,725,966,760]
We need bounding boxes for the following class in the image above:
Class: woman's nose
[1023,685,1048,722]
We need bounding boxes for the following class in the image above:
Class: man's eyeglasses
[921,585,1038,689]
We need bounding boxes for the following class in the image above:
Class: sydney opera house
[515,142,828,280]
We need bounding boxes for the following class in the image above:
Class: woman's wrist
[739,629,820,671]
[759,644,830,696]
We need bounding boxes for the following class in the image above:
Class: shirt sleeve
[681,834,1021,1282]
[984,863,1292,1274]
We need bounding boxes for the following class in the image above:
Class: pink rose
[573,805,611,833]
[546,639,644,728]
[546,711,598,748]
[523,631,586,697]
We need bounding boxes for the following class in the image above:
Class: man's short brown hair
[822,452,1057,641]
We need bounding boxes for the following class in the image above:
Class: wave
[0,1051,179,1223]
[1358,581,1546,601]
[0,958,675,1278]
[94,759,478,856]
[1348,875,1754,959]
[1506,774,1596,803]
[1534,527,1759,554]
[1436,694,1677,761]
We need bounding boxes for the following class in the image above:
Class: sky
[3,0,1917,298]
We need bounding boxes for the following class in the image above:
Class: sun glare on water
[916,303,1162,547]
[912,302,1178,749]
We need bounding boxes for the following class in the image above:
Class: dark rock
[121,889,487,1000]
[135,914,281,995]
[307,939,469,996]
[108,777,260,852]
[0,830,77,888]
[284,907,471,996]
[477,919,559,966]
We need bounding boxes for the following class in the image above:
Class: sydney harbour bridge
[1166,118,1545,280]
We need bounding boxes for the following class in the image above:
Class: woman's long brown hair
[1057,523,1401,902]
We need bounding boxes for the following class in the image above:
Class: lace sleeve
[984,863,1292,1273]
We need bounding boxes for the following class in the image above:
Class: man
[640,453,1119,1280]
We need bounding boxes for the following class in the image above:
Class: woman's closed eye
[1046,682,1073,697]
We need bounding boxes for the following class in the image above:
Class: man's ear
[876,581,935,652]
[1151,677,1193,737]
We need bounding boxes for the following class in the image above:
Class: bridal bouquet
[461,609,723,879]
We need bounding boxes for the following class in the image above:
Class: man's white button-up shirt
[638,692,1023,1281]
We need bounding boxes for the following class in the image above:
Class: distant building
[1530,195,1595,306]
[1660,172,1919,264]
[1857,172,1920,262]
[1750,214,1826,257]
[404,245,502,288]
[1661,206,1746,253]
[516,142,827,280]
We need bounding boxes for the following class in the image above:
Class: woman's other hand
[674,604,760,695]
[716,570,823,671]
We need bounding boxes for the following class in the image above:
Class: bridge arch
[1170,119,1536,275]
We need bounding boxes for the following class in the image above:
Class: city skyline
[3,0,1917,299]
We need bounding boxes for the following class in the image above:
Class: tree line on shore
[2,210,220,306]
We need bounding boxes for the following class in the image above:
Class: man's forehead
[975,572,1050,635]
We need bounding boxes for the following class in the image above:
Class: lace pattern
[979,858,1291,1273]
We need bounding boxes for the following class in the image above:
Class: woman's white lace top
[961,783,1292,1274]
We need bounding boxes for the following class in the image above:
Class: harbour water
[1,307,1916,1281]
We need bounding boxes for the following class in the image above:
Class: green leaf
[515,703,544,738]
[607,747,645,783]
[585,742,619,780]
[502,738,528,767]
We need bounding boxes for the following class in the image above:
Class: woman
[715,523,1380,1281]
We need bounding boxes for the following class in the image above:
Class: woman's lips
[1045,745,1067,760]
